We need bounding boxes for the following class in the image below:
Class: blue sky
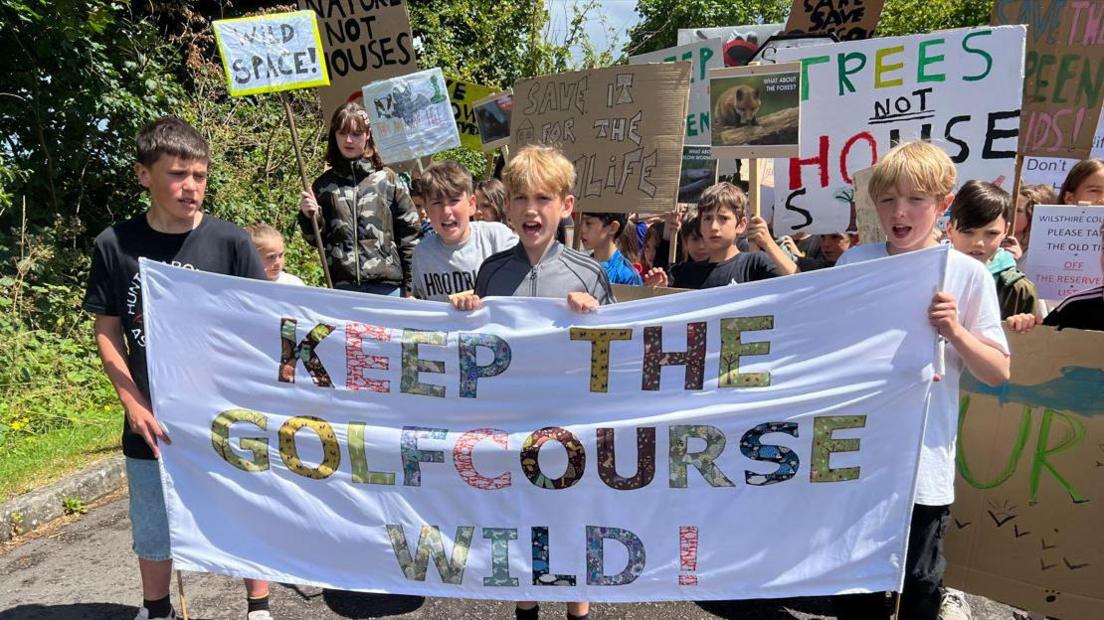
[546,0,641,59]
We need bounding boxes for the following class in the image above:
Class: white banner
[141,248,945,601]
[363,67,460,164]
[212,10,329,97]
[1023,205,1104,300]
[773,26,1026,234]
[630,40,724,146]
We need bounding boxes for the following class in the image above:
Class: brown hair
[868,141,956,201]
[1058,158,1104,204]
[136,116,209,166]
[419,161,473,202]
[325,102,385,170]
[696,182,748,219]
[501,145,576,198]
[244,222,283,246]
[1017,183,1056,250]
[475,178,507,222]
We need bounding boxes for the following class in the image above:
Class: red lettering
[789,135,830,190]
[840,132,878,185]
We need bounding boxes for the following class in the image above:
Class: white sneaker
[940,588,973,620]
[134,608,176,620]
[247,611,273,620]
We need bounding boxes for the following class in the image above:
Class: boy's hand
[567,292,600,313]
[1006,312,1040,334]
[300,190,320,220]
[929,292,964,340]
[779,235,804,257]
[126,400,171,458]
[746,215,774,249]
[642,267,668,287]
[449,291,483,311]
[1001,236,1023,260]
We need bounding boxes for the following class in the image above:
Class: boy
[946,180,1039,319]
[578,211,642,285]
[451,145,611,620]
[411,161,517,301]
[834,141,1010,620]
[409,176,434,239]
[83,117,275,620]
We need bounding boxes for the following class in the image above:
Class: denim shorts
[126,457,172,561]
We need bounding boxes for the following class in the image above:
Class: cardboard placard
[362,68,460,164]
[1022,205,1104,300]
[629,39,725,146]
[510,64,691,214]
[473,92,512,150]
[772,26,1026,234]
[1021,112,1104,193]
[677,25,784,67]
[946,327,1104,620]
[851,166,885,242]
[679,146,717,204]
[992,0,1104,159]
[447,78,498,150]
[298,0,416,124]
[710,63,802,159]
[212,11,329,97]
[611,283,690,301]
[785,0,884,41]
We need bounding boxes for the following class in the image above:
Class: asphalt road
[0,493,1026,620]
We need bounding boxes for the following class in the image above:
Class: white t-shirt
[411,221,518,301]
[275,271,306,286]
[837,243,1009,506]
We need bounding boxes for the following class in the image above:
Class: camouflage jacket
[298,158,420,289]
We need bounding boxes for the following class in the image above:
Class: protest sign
[679,146,717,204]
[1020,111,1104,192]
[1022,205,1104,300]
[298,0,416,124]
[710,63,802,159]
[851,166,885,243]
[141,247,946,601]
[785,0,884,41]
[447,78,498,150]
[992,0,1104,158]
[772,26,1026,234]
[630,39,725,145]
[212,11,329,97]
[474,92,512,150]
[510,64,691,213]
[363,68,460,164]
[946,328,1104,619]
[678,25,784,67]
[750,33,836,65]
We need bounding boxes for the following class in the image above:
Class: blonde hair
[868,141,956,200]
[245,222,283,246]
[501,145,576,198]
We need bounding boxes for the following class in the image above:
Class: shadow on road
[0,603,165,620]
[322,590,425,618]
[697,596,835,619]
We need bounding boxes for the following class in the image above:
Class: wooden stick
[572,211,583,251]
[1010,154,1025,239]
[892,591,902,620]
[281,92,334,289]
[176,571,190,620]
[748,157,762,252]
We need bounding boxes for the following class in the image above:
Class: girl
[474,178,508,226]
[246,223,305,285]
[1004,184,1055,262]
[1058,158,1104,205]
[298,102,420,295]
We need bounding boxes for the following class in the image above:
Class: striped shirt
[1043,285,1104,331]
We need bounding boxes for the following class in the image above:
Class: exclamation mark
[308,48,318,74]
[679,526,698,586]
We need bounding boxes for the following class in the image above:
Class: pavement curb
[0,454,126,543]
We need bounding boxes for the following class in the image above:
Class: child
[578,211,642,285]
[83,117,275,620]
[245,223,306,286]
[833,141,1010,620]
[694,182,796,288]
[1005,184,1055,262]
[793,232,855,271]
[667,214,711,289]
[946,180,1039,319]
[475,177,508,225]
[1058,158,1104,205]
[410,161,517,301]
[1031,219,1104,332]
[409,176,434,238]
[450,145,611,620]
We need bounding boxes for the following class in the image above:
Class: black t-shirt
[700,252,781,289]
[1042,286,1103,332]
[670,260,715,289]
[83,214,266,459]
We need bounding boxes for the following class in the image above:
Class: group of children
[84,113,1103,620]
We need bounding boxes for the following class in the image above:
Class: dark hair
[949,180,1012,230]
[408,176,425,200]
[420,161,473,202]
[1059,158,1104,204]
[325,102,385,170]
[642,221,670,270]
[1016,184,1056,251]
[696,182,748,219]
[677,214,702,262]
[581,211,638,261]
[474,178,506,222]
[136,116,209,166]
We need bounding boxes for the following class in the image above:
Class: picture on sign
[299,0,416,124]
[710,63,802,159]
[510,64,691,213]
[785,0,884,41]
[629,39,725,146]
[212,10,329,97]
[677,25,784,67]
[1022,205,1104,301]
[363,68,459,164]
[474,92,512,150]
[679,146,717,204]
[447,78,497,150]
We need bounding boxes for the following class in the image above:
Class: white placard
[363,68,460,164]
[630,39,725,146]
[1024,205,1104,300]
[213,11,329,97]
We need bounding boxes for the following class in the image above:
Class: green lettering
[1030,408,1088,504]
[800,55,831,101]
[837,52,867,96]
[955,395,1031,489]
[962,30,994,82]
[917,39,946,83]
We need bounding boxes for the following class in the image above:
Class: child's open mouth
[521,221,542,234]
[891,225,911,239]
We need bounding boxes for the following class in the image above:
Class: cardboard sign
[473,92,512,150]
[992,0,1104,158]
[1021,112,1104,193]
[447,78,498,150]
[510,64,691,214]
[851,166,884,242]
[679,146,717,204]
[363,68,459,164]
[677,25,784,67]
[212,11,329,97]
[1022,205,1104,300]
[299,0,416,124]
[610,283,691,301]
[946,328,1104,620]
[710,63,802,159]
[772,26,1026,234]
[785,0,884,41]
[629,39,725,146]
